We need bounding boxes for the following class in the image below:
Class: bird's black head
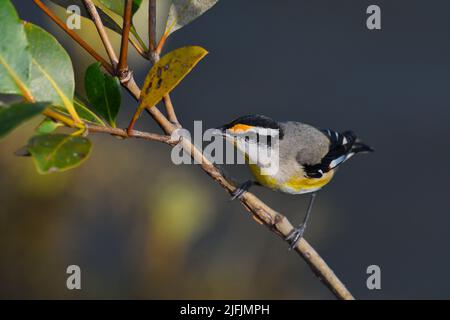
[216,115,284,138]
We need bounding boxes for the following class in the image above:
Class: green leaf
[74,97,106,125]
[36,118,63,134]
[139,46,208,111]
[97,0,142,17]
[24,23,80,122]
[53,97,106,126]
[0,102,48,138]
[28,134,92,174]
[49,0,123,34]
[85,63,121,127]
[165,0,219,37]
[0,0,31,95]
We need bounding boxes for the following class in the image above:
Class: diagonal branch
[82,0,118,68]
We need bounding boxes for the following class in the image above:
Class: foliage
[27,134,92,174]
[0,102,48,137]
[85,62,121,127]
[25,23,80,122]
[138,46,208,112]
[165,0,219,37]
[0,0,216,174]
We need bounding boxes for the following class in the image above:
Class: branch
[118,0,133,74]
[162,95,180,127]
[147,1,180,126]
[37,5,355,300]
[86,125,177,145]
[82,0,118,68]
[32,0,114,74]
[148,0,157,53]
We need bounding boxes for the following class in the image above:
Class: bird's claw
[230,187,246,201]
[286,224,306,250]
[230,180,254,201]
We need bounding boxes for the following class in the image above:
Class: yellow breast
[249,164,279,188]
[284,171,334,192]
[249,164,334,194]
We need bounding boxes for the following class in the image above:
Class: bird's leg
[286,192,317,250]
[230,180,260,201]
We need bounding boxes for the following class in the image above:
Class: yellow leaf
[139,46,208,111]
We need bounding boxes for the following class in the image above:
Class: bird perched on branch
[216,115,373,250]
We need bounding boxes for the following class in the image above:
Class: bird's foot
[230,180,253,201]
[285,224,306,251]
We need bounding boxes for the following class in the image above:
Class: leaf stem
[129,35,146,58]
[155,31,168,56]
[131,26,149,54]
[33,0,114,74]
[126,104,142,135]
[42,109,82,128]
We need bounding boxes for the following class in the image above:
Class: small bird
[216,115,373,249]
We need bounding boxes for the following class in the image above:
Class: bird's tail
[351,141,374,154]
[339,130,374,154]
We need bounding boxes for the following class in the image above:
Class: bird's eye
[244,136,250,142]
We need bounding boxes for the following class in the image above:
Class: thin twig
[156,31,169,56]
[147,2,180,126]
[37,4,355,300]
[82,0,118,68]
[118,0,133,74]
[32,0,114,74]
[148,0,157,52]
[163,95,180,126]
[86,125,176,144]
[129,36,147,58]
[131,27,150,54]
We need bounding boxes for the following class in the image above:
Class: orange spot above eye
[229,124,253,132]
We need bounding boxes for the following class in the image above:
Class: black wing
[303,130,357,179]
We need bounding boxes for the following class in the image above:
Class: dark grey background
[1,0,449,299]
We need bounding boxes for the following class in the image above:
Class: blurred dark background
[1,0,450,299]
